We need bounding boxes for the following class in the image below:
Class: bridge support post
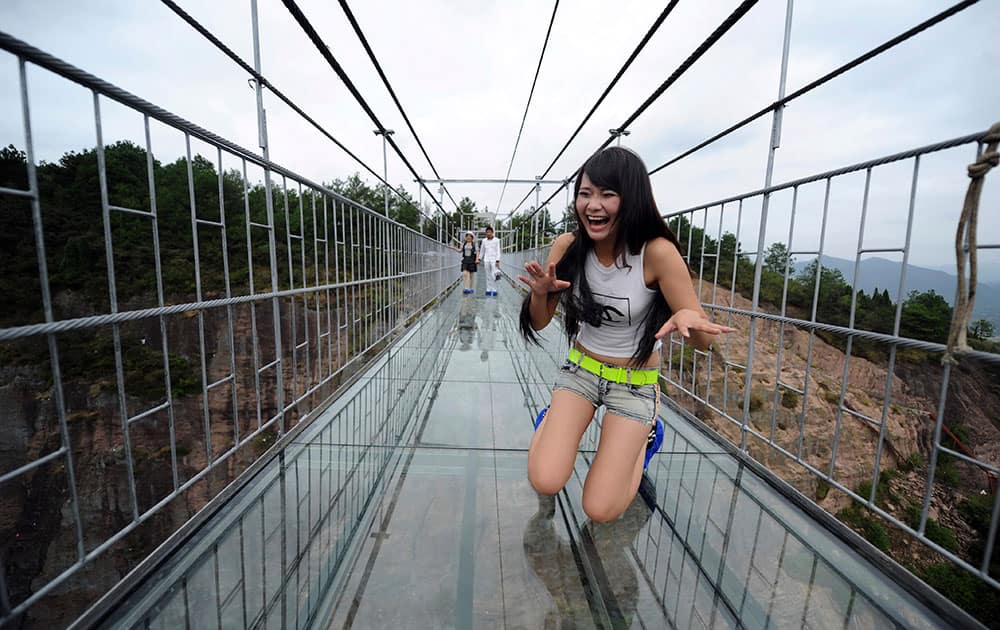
[738,0,795,452]
[250,0,286,435]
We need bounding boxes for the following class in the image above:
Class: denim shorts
[552,358,660,426]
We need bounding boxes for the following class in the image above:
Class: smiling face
[576,173,621,242]
[465,233,474,243]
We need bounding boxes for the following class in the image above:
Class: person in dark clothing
[451,231,478,294]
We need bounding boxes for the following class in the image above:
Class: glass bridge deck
[97,275,969,629]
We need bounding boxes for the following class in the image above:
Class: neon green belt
[567,348,659,386]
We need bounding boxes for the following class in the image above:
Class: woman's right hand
[518,261,570,297]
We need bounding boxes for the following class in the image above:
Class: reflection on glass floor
[99,273,964,629]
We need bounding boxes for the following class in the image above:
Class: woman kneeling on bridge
[518,146,733,523]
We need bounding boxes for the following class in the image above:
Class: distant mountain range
[931,263,1000,286]
[791,256,1000,327]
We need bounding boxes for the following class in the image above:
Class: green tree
[449,197,478,238]
[561,202,578,233]
[856,288,896,335]
[794,259,852,326]
[763,242,795,275]
[331,173,386,213]
[900,290,952,344]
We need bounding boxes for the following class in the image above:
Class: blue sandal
[534,406,548,430]
[644,417,664,470]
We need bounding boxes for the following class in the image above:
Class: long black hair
[519,146,686,366]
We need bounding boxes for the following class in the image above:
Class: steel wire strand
[648,0,983,175]
[280,0,454,227]
[495,0,560,214]
[502,0,681,220]
[666,129,990,215]
[159,0,443,226]
[0,31,411,229]
[338,0,460,210]
[520,0,760,223]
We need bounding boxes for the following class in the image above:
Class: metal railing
[631,406,958,629]
[88,303,454,629]
[661,126,1000,591]
[0,32,457,627]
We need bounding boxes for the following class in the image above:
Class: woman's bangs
[581,150,622,192]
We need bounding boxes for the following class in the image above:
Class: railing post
[738,0,794,452]
[565,178,572,233]
[439,184,446,241]
[251,0,285,435]
[373,128,394,216]
[534,177,541,250]
[542,210,549,245]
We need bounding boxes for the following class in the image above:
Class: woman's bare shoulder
[644,237,689,282]
[552,232,575,251]
[645,236,686,266]
[546,232,576,262]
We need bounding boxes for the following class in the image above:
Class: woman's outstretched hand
[655,308,735,339]
[519,261,570,297]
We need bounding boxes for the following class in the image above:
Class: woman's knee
[527,464,570,496]
[582,492,626,523]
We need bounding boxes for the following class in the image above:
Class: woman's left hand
[655,308,735,339]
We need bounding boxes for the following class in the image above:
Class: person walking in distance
[477,226,502,296]
[450,231,478,294]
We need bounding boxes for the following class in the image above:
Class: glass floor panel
[98,274,965,629]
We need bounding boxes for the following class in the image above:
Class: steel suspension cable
[649,0,982,175]
[281,0,454,224]
[494,0,560,215]
[337,0,460,210]
[502,0,681,220]
[158,0,443,225]
[520,0,760,224]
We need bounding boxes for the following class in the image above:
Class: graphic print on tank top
[591,291,631,327]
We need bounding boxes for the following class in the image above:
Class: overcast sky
[1,0,998,280]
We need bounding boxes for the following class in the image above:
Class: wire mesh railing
[0,32,457,627]
[660,126,1000,592]
[85,303,454,629]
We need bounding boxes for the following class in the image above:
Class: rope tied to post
[943,121,1000,365]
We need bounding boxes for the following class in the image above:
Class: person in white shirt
[476,226,502,296]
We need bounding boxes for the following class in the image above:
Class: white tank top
[574,242,660,359]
